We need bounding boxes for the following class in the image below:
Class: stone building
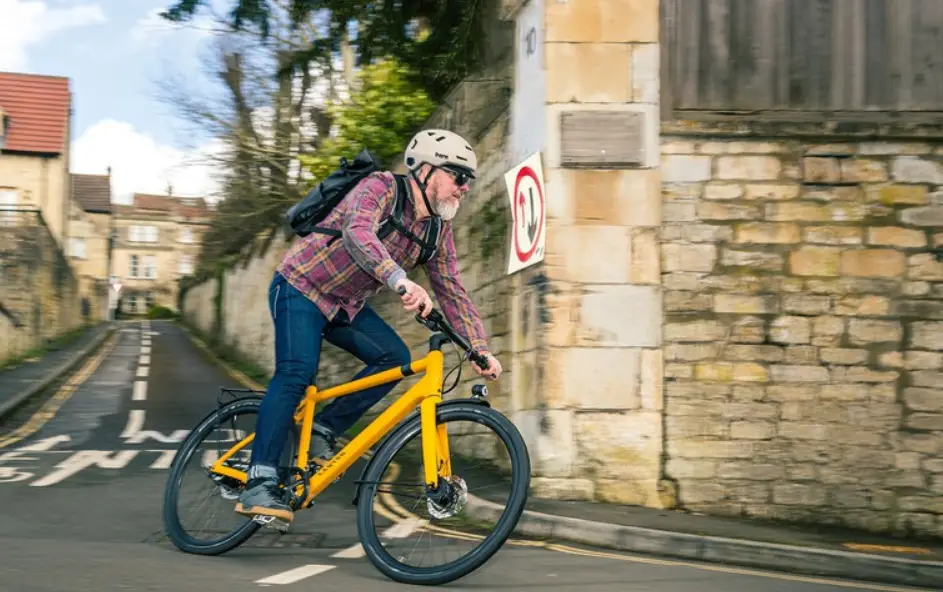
[67,172,114,321]
[112,193,212,315]
[0,71,81,361]
[178,0,943,540]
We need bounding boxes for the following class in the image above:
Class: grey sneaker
[310,422,337,466]
[234,477,293,522]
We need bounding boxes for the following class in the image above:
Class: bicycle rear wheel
[162,397,297,555]
[355,401,530,586]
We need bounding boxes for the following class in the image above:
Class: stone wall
[660,125,943,537]
[0,210,82,363]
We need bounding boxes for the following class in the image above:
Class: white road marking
[141,346,150,354]
[255,564,335,585]
[140,355,150,366]
[120,410,146,438]
[17,435,71,451]
[30,450,139,487]
[132,380,147,401]
[149,449,176,469]
[136,365,149,378]
[123,429,189,445]
[331,519,427,559]
[331,544,365,559]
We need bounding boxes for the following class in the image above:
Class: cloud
[71,118,225,204]
[0,0,106,71]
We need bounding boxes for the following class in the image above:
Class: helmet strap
[409,167,439,220]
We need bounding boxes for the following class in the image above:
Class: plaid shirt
[277,171,489,353]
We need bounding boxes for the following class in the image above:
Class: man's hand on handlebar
[472,351,502,381]
[395,278,432,318]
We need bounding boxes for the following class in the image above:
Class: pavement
[0,321,114,419]
[0,318,939,591]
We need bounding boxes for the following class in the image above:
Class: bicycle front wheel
[356,401,531,586]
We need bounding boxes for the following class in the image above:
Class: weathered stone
[723,344,784,362]
[908,253,943,281]
[766,202,828,222]
[769,316,811,344]
[735,222,801,244]
[668,438,755,459]
[821,348,869,365]
[905,351,943,369]
[663,201,697,222]
[891,156,943,184]
[779,422,829,440]
[913,370,943,388]
[576,285,661,347]
[848,319,903,344]
[803,157,840,182]
[867,227,927,248]
[662,155,712,182]
[900,206,943,226]
[802,186,863,202]
[878,351,903,367]
[714,294,778,315]
[773,483,827,506]
[556,225,631,283]
[895,300,943,320]
[666,343,718,361]
[784,346,817,364]
[531,478,595,501]
[665,458,717,479]
[866,184,930,206]
[902,281,931,296]
[661,243,717,273]
[860,142,933,155]
[662,140,698,154]
[730,316,767,343]
[905,388,943,412]
[770,364,830,382]
[631,42,659,104]
[546,0,659,42]
[833,295,890,316]
[682,224,734,242]
[665,291,712,312]
[745,184,800,200]
[665,320,727,343]
[789,246,841,276]
[703,183,744,200]
[575,412,661,481]
[782,294,831,315]
[820,384,869,400]
[804,226,863,245]
[546,42,631,103]
[631,228,660,284]
[716,156,782,180]
[841,158,888,182]
[698,202,761,220]
[911,321,943,350]
[720,249,783,271]
[840,249,906,278]
[830,366,899,383]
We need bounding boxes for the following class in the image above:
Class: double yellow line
[0,331,118,449]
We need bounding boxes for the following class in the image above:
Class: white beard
[433,198,460,221]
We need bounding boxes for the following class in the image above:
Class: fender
[349,397,491,506]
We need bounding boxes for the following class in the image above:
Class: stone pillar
[508,0,670,506]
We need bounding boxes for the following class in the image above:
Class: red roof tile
[71,173,112,213]
[0,71,71,155]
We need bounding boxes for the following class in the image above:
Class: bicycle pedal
[252,514,291,533]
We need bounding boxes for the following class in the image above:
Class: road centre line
[136,366,149,378]
[132,381,147,401]
[140,355,150,366]
[255,564,335,585]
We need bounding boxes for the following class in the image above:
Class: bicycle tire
[356,401,531,586]
[162,397,296,555]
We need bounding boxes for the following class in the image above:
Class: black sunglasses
[441,167,474,187]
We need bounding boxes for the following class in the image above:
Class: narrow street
[0,320,931,591]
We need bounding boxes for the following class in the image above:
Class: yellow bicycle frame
[209,349,452,508]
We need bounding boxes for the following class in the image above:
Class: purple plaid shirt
[277,171,489,353]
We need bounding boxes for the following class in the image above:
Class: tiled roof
[120,194,212,220]
[71,174,112,213]
[0,71,71,154]
[133,193,175,211]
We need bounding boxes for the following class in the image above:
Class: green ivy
[468,197,509,261]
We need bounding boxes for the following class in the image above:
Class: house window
[145,292,155,310]
[128,294,138,313]
[178,254,194,275]
[143,255,157,279]
[130,254,139,278]
[179,227,193,243]
[130,225,158,243]
[69,237,87,258]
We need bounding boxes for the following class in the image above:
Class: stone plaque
[559,110,645,168]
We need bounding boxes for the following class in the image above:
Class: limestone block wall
[660,128,943,537]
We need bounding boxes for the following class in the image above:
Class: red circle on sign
[513,165,544,262]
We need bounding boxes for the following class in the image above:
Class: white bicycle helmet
[404,129,477,177]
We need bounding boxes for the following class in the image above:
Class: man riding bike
[235,129,503,523]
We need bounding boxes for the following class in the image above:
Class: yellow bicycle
[161,302,531,586]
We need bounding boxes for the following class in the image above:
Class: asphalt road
[0,320,933,592]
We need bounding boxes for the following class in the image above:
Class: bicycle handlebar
[396,286,491,372]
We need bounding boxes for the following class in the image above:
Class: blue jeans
[250,272,411,471]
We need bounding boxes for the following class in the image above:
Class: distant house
[68,172,114,321]
[0,71,73,246]
[112,192,213,314]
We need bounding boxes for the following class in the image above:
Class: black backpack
[285,148,441,265]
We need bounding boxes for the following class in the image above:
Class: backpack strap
[384,174,441,265]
